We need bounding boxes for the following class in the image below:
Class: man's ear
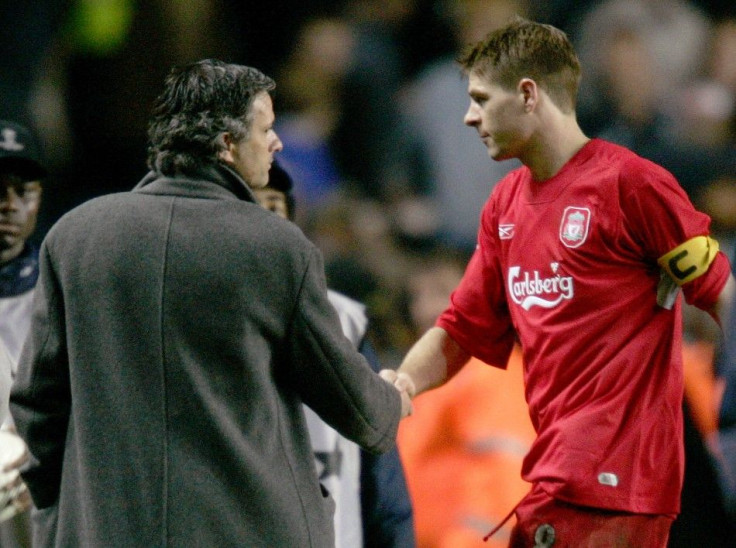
[519,78,538,113]
[218,132,235,163]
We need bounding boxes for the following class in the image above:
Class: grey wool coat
[10,163,401,547]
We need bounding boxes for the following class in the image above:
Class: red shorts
[507,485,674,547]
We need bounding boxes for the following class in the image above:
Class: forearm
[398,327,471,397]
[712,274,736,328]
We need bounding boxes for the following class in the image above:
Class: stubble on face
[225,93,281,189]
[466,71,528,162]
[249,94,281,189]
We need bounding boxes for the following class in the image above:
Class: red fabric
[682,251,730,312]
[508,484,673,547]
[436,139,731,514]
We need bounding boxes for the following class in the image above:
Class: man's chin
[247,173,270,190]
[488,146,514,162]
[0,238,22,262]
[0,235,17,250]
[488,149,504,161]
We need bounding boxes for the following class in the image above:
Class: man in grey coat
[9,59,409,547]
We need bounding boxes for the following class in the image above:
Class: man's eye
[8,183,27,196]
[14,183,41,198]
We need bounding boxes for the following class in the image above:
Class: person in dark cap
[0,121,47,178]
[0,119,46,548]
[254,161,416,548]
[0,121,47,365]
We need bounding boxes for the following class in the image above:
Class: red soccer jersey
[437,139,730,514]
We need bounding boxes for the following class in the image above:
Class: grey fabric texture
[10,164,400,547]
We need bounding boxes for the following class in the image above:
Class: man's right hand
[379,370,416,418]
[0,429,31,522]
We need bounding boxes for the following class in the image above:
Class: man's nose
[272,133,284,153]
[464,105,479,127]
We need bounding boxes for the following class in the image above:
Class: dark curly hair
[147,59,276,175]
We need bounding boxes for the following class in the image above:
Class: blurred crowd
[2,0,736,546]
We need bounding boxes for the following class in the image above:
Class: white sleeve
[0,340,13,426]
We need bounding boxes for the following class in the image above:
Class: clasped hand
[0,429,31,522]
[379,370,416,418]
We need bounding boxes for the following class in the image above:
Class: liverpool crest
[559,206,591,248]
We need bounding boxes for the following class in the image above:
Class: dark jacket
[10,163,401,547]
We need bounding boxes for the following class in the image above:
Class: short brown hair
[458,16,581,113]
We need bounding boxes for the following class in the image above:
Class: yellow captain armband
[657,236,720,286]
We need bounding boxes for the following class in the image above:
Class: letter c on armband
[657,236,719,286]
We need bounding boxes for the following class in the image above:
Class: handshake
[0,429,31,523]
[379,370,416,419]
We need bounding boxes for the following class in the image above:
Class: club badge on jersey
[559,207,591,249]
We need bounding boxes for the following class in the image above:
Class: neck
[522,114,590,182]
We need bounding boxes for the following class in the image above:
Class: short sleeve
[436,199,515,375]
[619,157,730,309]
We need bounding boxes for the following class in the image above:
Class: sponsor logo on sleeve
[559,206,591,248]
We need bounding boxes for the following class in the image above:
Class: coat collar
[133,162,258,203]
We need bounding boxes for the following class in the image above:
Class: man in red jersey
[382,16,735,547]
